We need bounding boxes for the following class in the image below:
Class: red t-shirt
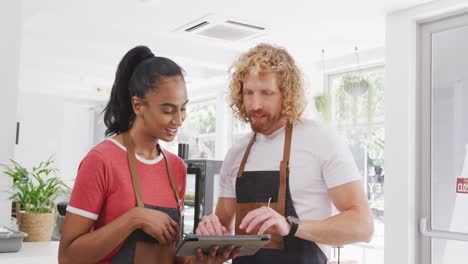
[67,138,186,263]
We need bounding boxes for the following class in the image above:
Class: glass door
[418,12,468,264]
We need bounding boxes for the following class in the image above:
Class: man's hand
[192,245,242,264]
[239,206,291,236]
[196,214,228,235]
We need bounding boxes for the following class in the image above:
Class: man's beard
[249,111,281,133]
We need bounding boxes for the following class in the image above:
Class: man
[196,43,374,264]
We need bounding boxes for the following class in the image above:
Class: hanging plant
[367,81,375,123]
[343,75,369,97]
[314,94,331,122]
[338,75,372,124]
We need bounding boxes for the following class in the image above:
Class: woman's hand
[193,245,242,264]
[131,207,179,244]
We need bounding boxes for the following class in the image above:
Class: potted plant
[1,156,70,242]
[314,93,332,122]
[338,75,373,125]
[343,75,369,97]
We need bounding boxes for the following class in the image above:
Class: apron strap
[237,133,257,177]
[122,132,181,215]
[278,122,293,216]
[282,122,293,162]
[123,132,145,208]
[158,144,182,212]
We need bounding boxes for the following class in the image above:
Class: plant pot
[344,79,369,97]
[18,212,55,242]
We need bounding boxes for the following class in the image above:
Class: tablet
[175,234,270,257]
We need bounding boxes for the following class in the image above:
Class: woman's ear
[131,96,145,117]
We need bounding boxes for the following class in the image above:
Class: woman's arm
[58,208,140,263]
[59,207,178,263]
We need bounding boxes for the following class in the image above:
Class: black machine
[182,159,223,236]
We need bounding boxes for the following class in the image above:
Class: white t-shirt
[219,118,361,255]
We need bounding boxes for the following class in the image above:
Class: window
[231,117,251,145]
[324,66,384,264]
[178,100,217,159]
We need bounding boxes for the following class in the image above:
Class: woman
[58,46,238,263]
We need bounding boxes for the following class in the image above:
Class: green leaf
[2,156,68,214]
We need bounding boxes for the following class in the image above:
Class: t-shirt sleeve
[321,130,361,189]
[67,150,108,220]
[218,147,238,198]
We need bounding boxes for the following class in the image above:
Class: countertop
[0,241,59,263]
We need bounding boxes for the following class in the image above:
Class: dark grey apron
[234,123,327,264]
[111,132,183,264]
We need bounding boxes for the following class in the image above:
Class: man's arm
[295,180,373,245]
[240,180,373,246]
[215,198,237,233]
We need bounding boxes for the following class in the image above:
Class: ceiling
[19,0,434,98]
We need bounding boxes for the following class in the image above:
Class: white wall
[215,91,232,160]
[385,1,468,264]
[14,91,101,188]
[0,1,22,227]
[14,92,65,169]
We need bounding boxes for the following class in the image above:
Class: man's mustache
[248,110,269,117]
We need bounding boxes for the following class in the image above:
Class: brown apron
[234,122,292,249]
[111,132,183,264]
[234,123,327,264]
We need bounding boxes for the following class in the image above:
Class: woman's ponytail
[103,46,154,136]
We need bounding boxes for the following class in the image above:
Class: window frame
[325,64,385,261]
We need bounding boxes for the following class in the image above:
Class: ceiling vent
[176,14,266,42]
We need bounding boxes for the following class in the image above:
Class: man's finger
[196,224,209,235]
[239,207,265,228]
[204,219,217,235]
[209,215,224,235]
[245,213,271,233]
[258,218,276,235]
[208,213,219,222]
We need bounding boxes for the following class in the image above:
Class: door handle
[420,217,468,242]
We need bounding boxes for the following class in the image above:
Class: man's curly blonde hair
[228,43,306,123]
